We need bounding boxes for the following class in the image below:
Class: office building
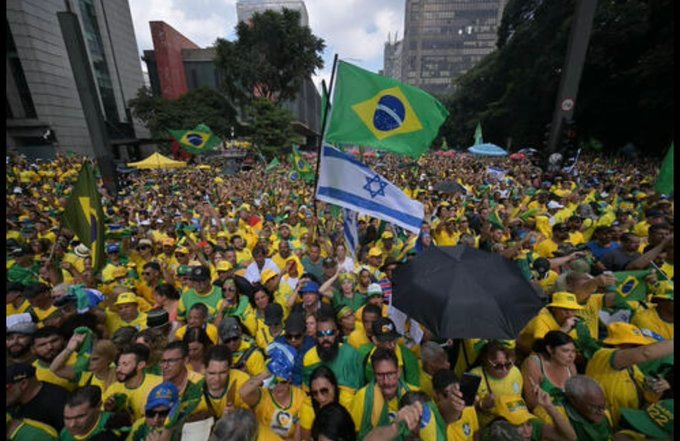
[6,0,149,159]
[383,32,404,82]
[395,0,507,96]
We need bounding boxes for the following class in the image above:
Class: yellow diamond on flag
[351,87,423,140]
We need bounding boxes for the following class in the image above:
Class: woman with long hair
[300,366,341,440]
[183,326,213,374]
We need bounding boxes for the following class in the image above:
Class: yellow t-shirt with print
[468,365,523,428]
[254,386,305,439]
[585,348,648,427]
[631,307,673,341]
[446,406,479,441]
[194,368,251,416]
[102,373,163,421]
[576,293,604,340]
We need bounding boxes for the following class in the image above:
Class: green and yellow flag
[169,123,221,155]
[265,157,280,173]
[63,163,106,273]
[654,143,673,195]
[289,145,314,183]
[612,270,652,302]
[325,60,449,158]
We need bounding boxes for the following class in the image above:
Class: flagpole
[312,54,339,237]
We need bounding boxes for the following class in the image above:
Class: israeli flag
[316,144,424,234]
[342,207,359,258]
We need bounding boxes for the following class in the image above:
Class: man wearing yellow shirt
[433,217,460,247]
[193,345,251,418]
[103,343,162,421]
[7,282,31,317]
[160,342,204,410]
[432,369,480,441]
[134,262,164,305]
[219,317,266,377]
[419,342,452,399]
[174,303,220,344]
[23,283,61,328]
[631,283,673,341]
[31,326,78,391]
[533,223,570,259]
[105,292,148,335]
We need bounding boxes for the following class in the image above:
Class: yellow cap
[367,247,383,257]
[546,292,584,310]
[603,322,656,346]
[216,261,233,272]
[495,396,535,426]
[381,231,394,240]
[260,268,278,283]
[115,292,139,306]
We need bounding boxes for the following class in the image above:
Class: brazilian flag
[612,270,651,302]
[169,123,221,155]
[325,60,449,158]
[654,143,673,195]
[63,163,106,273]
[289,145,314,183]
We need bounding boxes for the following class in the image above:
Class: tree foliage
[441,0,673,156]
[247,98,302,158]
[214,8,325,106]
[128,86,237,140]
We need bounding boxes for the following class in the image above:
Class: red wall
[149,21,200,100]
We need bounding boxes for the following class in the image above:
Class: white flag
[316,144,424,234]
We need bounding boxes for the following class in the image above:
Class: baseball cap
[216,261,234,272]
[367,247,383,258]
[11,245,33,257]
[6,313,37,336]
[284,313,306,335]
[264,303,284,326]
[645,209,663,219]
[137,239,153,248]
[372,317,400,342]
[162,238,176,247]
[494,396,535,426]
[219,317,242,341]
[114,292,139,306]
[620,400,673,439]
[7,363,36,384]
[145,382,180,412]
[106,243,120,253]
[177,265,191,276]
[260,268,278,283]
[299,281,320,295]
[147,308,170,328]
[367,283,383,297]
[175,246,189,255]
[381,231,394,240]
[190,265,211,281]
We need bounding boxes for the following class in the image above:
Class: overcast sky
[128,0,406,91]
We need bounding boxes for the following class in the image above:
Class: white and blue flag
[316,144,424,234]
[342,207,359,258]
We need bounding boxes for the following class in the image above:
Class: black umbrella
[433,181,467,194]
[391,245,543,339]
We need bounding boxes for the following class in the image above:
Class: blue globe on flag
[373,95,405,132]
[187,133,205,147]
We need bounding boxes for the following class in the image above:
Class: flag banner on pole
[655,143,674,195]
[341,207,359,258]
[63,163,106,273]
[265,157,280,172]
[169,123,221,155]
[474,122,483,145]
[325,60,449,158]
[289,145,314,183]
[316,144,424,234]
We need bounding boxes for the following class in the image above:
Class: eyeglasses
[160,357,183,365]
[374,371,398,381]
[311,387,330,397]
[488,360,514,370]
[316,329,336,338]
[145,409,171,419]
[286,333,303,340]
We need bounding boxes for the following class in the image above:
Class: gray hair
[420,341,447,364]
[564,375,602,400]
[209,409,258,441]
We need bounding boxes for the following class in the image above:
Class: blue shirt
[275,335,315,386]
[586,241,620,261]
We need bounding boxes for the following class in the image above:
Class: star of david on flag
[315,144,424,234]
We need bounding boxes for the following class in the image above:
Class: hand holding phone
[459,373,482,406]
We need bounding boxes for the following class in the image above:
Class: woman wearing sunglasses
[300,366,341,440]
[467,340,524,429]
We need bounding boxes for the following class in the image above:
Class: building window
[78,0,119,123]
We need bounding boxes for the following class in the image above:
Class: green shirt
[9,418,58,441]
[177,286,223,320]
[8,263,40,286]
[59,412,117,441]
[331,290,367,312]
[302,343,365,391]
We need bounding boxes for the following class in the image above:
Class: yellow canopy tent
[127,152,187,170]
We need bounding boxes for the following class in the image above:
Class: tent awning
[127,152,187,169]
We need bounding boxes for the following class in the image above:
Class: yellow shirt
[254,386,305,439]
[566,231,585,246]
[34,352,78,392]
[534,238,558,259]
[517,308,578,354]
[6,300,31,317]
[102,373,163,421]
[175,323,220,345]
[631,307,673,341]
[232,340,266,377]
[194,368,251,416]
[585,348,648,427]
[434,229,460,247]
[347,323,370,350]
[446,406,479,441]
[468,365,523,428]
[576,294,605,340]
[105,310,148,335]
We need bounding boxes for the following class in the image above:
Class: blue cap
[298,281,320,295]
[106,244,120,253]
[145,382,179,412]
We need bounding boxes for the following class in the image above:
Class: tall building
[397,0,507,96]
[236,0,309,26]
[6,0,149,159]
[383,32,404,82]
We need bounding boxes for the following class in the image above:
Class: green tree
[128,86,237,141]
[248,98,302,157]
[214,8,325,106]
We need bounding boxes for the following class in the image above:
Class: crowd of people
[6,148,674,441]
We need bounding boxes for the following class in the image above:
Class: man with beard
[6,313,36,365]
[32,326,77,391]
[61,386,130,441]
[102,343,162,421]
[6,363,69,432]
[302,313,365,410]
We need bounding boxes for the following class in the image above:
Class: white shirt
[337,256,355,273]
[244,259,280,283]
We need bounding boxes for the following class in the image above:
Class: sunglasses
[311,387,330,397]
[316,329,336,338]
[286,333,303,340]
[488,360,514,370]
[145,409,170,419]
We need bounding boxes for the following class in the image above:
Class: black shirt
[11,381,69,432]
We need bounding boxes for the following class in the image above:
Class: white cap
[547,201,564,210]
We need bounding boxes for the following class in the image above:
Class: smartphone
[459,373,482,406]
